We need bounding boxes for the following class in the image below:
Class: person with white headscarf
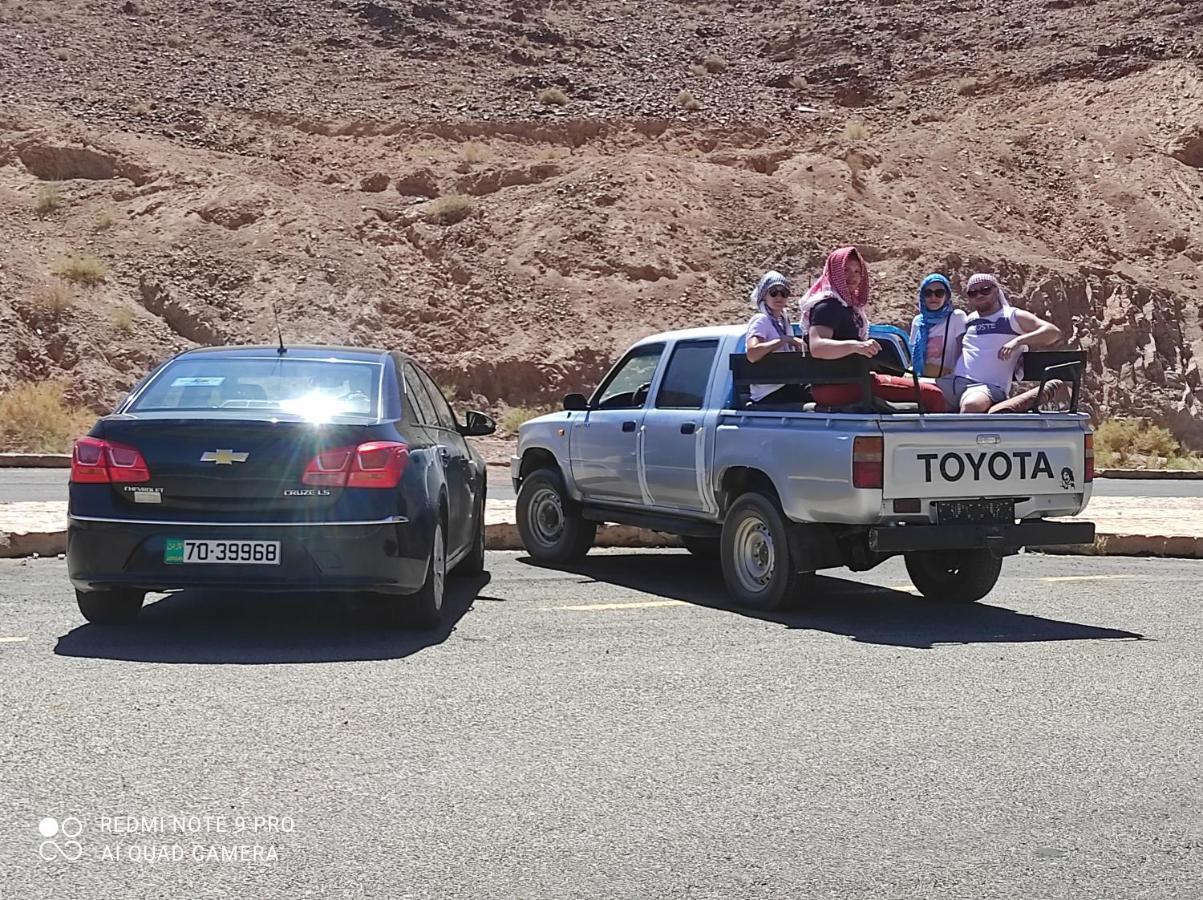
[744,270,806,405]
[953,273,1065,412]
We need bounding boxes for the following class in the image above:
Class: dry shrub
[1094,418,1201,469]
[501,406,550,433]
[955,77,979,96]
[461,142,491,165]
[424,194,474,226]
[111,306,134,333]
[676,90,702,111]
[35,184,61,216]
[688,64,707,76]
[95,209,117,231]
[0,381,97,453]
[538,87,569,106]
[52,253,109,285]
[130,99,154,116]
[790,74,807,90]
[842,120,871,141]
[30,282,76,318]
[701,54,728,73]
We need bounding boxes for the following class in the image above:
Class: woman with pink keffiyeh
[798,246,947,412]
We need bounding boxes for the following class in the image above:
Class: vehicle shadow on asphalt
[531,553,1144,650]
[52,574,489,664]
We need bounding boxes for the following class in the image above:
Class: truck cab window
[656,340,718,409]
[593,344,664,410]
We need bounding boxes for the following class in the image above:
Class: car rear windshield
[128,357,383,420]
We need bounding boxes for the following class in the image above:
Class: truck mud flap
[868,521,1096,555]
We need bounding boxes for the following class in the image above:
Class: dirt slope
[1,0,1200,439]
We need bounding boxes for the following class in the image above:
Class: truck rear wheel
[904,549,1002,603]
[517,468,596,563]
[721,492,803,611]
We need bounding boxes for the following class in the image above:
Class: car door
[569,343,665,505]
[410,364,475,557]
[641,339,719,513]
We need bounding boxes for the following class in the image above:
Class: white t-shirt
[955,305,1025,388]
[908,310,968,377]
[745,312,797,402]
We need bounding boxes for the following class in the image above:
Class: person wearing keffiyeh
[744,270,807,405]
[800,247,948,412]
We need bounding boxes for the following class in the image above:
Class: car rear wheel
[517,468,596,563]
[453,494,486,576]
[75,588,145,624]
[381,521,446,629]
[904,549,1002,603]
[720,492,803,611]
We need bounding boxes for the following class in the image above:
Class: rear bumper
[66,516,430,595]
[868,520,1096,554]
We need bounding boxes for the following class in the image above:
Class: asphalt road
[0,467,1200,504]
[1,550,1199,898]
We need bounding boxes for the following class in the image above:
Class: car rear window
[129,357,383,420]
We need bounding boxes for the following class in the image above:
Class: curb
[1095,468,1203,480]
[5,525,1199,561]
[0,453,71,468]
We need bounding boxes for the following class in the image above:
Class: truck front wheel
[721,492,803,611]
[904,549,1002,603]
[516,468,596,563]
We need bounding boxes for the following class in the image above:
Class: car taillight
[302,441,409,489]
[71,437,151,484]
[852,435,883,489]
[1084,432,1094,483]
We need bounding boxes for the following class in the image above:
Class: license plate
[164,539,281,565]
[934,499,1015,525]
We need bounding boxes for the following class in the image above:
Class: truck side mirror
[563,393,589,411]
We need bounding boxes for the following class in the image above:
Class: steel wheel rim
[732,512,775,595]
[527,486,565,547]
[432,525,445,611]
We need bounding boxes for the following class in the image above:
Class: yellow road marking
[1040,575,1136,583]
[0,636,29,643]
[544,600,688,612]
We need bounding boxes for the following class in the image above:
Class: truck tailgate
[880,415,1088,500]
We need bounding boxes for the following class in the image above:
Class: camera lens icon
[38,816,84,861]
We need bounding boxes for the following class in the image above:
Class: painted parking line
[0,636,29,643]
[544,600,688,612]
[1040,574,1137,583]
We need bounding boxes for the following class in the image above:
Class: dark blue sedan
[67,345,494,628]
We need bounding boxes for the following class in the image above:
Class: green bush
[1094,418,1202,469]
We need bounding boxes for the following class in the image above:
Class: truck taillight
[71,437,151,484]
[1084,433,1094,483]
[852,436,883,489]
[302,441,409,489]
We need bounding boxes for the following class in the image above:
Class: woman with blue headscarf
[909,273,967,408]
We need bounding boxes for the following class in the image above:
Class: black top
[808,297,863,342]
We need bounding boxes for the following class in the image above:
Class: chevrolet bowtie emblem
[200,449,249,465]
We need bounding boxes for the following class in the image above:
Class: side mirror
[563,393,589,411]
[459,410,496,437]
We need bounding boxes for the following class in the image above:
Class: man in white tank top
[953,274,1064,413]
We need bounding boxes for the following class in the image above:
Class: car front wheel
[75,588,145,624]
[516,468,596,563]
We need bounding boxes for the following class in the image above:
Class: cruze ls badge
[200,449,249,465]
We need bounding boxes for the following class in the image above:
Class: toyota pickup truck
[511,325,1095,609]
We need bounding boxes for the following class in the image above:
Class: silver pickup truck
[511,325,1095,609]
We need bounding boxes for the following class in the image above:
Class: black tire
[382,520,446,629]
[904,549,1002,603]
[75,588,144,624]
[680,536,721,559]
[516,467,596,563]
[453,493,486,576]
[720,492,804,611]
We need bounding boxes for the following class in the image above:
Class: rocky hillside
[1,0,1201,439]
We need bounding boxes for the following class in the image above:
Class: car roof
[174,345,392,364]
[631,324,746,347]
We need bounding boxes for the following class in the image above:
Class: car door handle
[680,422,697,435]
[622,420,637,432]
[438,447,450,461]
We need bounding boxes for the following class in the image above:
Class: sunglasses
[966,285,995,297]
[767,287,790,299]
[922,287,948,299]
